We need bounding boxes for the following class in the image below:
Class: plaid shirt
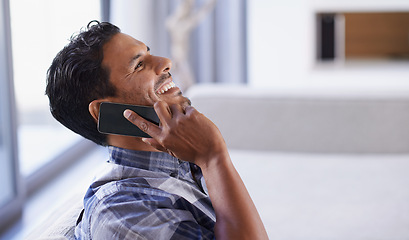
[75,146,215,240]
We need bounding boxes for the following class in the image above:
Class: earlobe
[89,100,103,122]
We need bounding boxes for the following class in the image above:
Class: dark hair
[46,21,120,146]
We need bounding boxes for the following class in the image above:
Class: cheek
[133,75,157,95]
[116,74,159,105]
[124,84,157,105]
[132,74,155,90]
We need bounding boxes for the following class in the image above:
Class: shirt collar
[108,146,189,176]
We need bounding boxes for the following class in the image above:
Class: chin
[162,95,191,107]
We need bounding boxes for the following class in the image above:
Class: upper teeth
[159,82,176,94]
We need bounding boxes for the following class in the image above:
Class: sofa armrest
[25,192,83,240]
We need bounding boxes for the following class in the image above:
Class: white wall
[247,0,409,90]
[247,0,313,86]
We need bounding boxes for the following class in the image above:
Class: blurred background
[1,0,409,239]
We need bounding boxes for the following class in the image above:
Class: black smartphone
[98,102,160,138]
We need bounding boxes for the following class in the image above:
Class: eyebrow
[128,46,151,67]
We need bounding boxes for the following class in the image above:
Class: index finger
[123,109,161,138]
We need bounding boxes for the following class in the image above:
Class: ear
[89,99,108,122]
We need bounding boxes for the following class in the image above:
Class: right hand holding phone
[123,101,228,167]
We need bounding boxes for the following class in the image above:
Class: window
[10,0,101,179]
[0,0,22,230]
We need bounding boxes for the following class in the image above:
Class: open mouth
[157,81,176,95]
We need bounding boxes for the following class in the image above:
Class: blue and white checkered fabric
[75,146,215,240]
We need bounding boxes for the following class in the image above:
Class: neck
[107,134,161,152]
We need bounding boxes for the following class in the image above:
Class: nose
[152,55,172,75]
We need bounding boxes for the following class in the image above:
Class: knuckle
[186,111,198,122]
[139,122,148,132]
[174,115,183,124]
[185,108,197,117]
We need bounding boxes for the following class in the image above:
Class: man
[46,21,268,240]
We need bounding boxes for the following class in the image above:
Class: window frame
[0,0,23,232]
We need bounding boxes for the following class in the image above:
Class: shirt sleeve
[89,189,215,240]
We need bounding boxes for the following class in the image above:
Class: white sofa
[25,192,83,240]
[188,84,409,239]
[27,84,409,239]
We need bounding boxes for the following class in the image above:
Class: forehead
[102,33,146,68]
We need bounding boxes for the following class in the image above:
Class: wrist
[196,149,231,174]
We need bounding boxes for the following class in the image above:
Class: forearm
[199,153,268,240]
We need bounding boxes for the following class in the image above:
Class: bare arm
[123,101,268,240]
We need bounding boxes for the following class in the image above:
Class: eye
[135,61,143,71]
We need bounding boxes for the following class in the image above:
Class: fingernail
[123,109,131,118]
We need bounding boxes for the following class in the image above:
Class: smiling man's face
[102,33,190,107]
